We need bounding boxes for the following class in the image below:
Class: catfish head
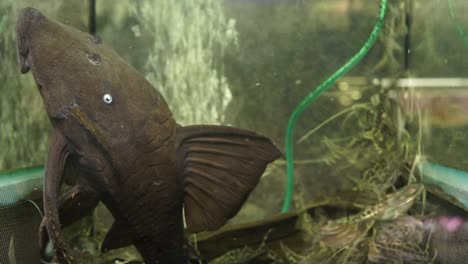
[16,7,174,174]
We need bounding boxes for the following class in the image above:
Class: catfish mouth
[17,46,31,74]
[16,7,41,74]
[16,29,32,74]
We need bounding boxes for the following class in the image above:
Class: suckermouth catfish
[16,7,281,264]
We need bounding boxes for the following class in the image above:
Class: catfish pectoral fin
[38,217,52,262]
[176,125,282,233]
[58,184,100,226]
[39,184,99,261]
[43,131,75,263]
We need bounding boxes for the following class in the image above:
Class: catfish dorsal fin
[176,125,282,233]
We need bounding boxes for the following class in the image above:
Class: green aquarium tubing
[282,0,388,213]
[418,161,468,210]
[0,166,44,206]
[448,0,468,48]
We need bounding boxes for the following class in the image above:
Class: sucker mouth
[55,98,79,120]
[18,48,31,74]
[16,8,43,74]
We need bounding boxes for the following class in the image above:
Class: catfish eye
[103,94,113,104]
[89,35,102,44]
[87,53,101,65]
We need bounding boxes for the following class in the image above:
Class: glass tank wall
[0,0,467,263]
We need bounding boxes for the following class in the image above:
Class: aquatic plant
[0,15,7,34]
[371,0,407,74]
[448,0,468,49]
[282,0,388,213]
[130,0,237,125]
[0,2,50,170]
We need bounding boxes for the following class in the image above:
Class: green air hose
[0,166,44,206]
[282,0,388,213]
[448,0,468,48]
[0,166,43,188]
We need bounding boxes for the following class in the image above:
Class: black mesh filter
[0,167,43,264]
[0,202,42,264]
[425,217,468,264]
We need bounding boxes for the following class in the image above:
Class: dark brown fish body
[16,8,281,264]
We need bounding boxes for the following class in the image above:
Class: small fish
[209,247,263,264]
[208,229,278,264]
[370,215,468,263]
[369,216,430,263]
[319,184,423,247]
[369,240,430,263]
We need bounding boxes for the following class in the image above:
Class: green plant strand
[0,15,7,34]
[448,0,468,48]
[282,0,388,213]
[0,165,43,187]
